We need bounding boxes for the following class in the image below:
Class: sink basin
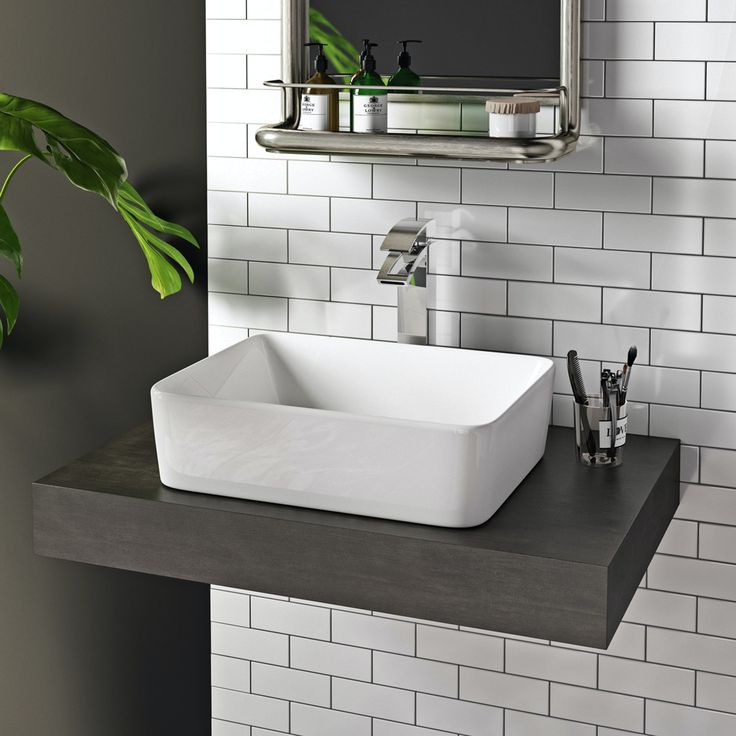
[151,333,554,528]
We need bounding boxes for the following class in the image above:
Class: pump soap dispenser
[350,40,388,134]
[300,42,339,132]
[388,40,422,90]
[350,38,371,85]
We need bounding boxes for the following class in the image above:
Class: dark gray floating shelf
[33,423,679,649]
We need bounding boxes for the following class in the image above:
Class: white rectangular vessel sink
[151,334,554,528]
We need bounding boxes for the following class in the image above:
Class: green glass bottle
[388,40,422,91]
[350,40,387,134]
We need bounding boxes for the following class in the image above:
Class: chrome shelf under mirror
[256,0,580,163]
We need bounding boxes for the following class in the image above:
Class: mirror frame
[256,0,580,163]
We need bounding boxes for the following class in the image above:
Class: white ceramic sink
[151,333,554,528]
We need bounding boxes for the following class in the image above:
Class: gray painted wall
[0,1,209,734]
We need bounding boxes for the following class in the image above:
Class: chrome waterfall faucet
[377,218,433,345]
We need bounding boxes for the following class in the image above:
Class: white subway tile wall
[207,2,736,733]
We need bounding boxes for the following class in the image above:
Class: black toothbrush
[601,369,609,409]
[608,377,619,461]
[567,350,597,460]
[599,369,618,461]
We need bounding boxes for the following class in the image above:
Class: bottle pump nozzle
[361,40,379,72]
[359,38,371,65]
[304,41,329,73]
[397,39,422,68]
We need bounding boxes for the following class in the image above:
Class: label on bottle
[352,95,388,133]
[598,414,628,449]
[300,94,330,131]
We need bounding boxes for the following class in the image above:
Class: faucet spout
[377,218,433,344]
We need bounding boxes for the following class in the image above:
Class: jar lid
[485,97,541,114]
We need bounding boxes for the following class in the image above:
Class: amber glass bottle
[300,42,339,132]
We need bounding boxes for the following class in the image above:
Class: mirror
[256,0,579,163]
[309,0,561,87]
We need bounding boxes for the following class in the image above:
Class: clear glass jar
[573,395,628,468]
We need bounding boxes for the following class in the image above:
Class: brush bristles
[627,345,638,367]
[567,350,588,400]
[573,362,587,398]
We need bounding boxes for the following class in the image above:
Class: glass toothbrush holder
[573,396,627,468]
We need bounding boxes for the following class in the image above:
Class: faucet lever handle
[380,218,433,254]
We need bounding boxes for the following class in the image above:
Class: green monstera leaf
[0,203,20,343]
[0,92,198,345]
[0,92,127,206]
[0,273,19,346]
[118,181,198,299]
[0,200,22,278]
[309,8,360,75]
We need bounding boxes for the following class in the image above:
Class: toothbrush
[599,369,619,460]
[601,369,610,409]
[608,379,619,461]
